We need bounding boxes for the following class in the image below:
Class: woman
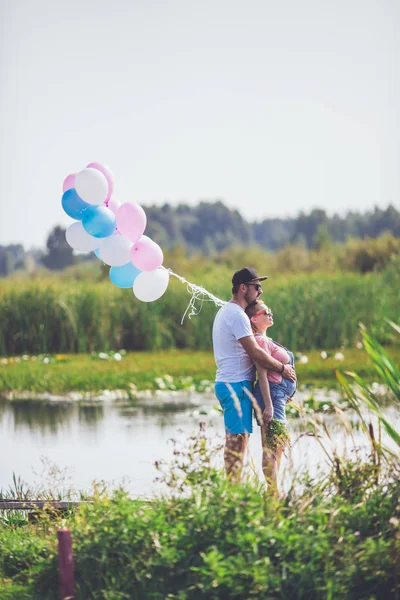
[245,300,296,492]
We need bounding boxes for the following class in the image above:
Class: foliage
[264,419,290,453]
[0,434,399,599]
[0,245,25,277]
[130,202,400,253]
[1,269,399,355]
[41,226,74,271]
[2,203,400,277]
[1,347,400,396]
[1,329,400,598]
[337,322,400,450]
[340,234,400,273]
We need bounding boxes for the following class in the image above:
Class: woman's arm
[255,362,273,425]
[239,336,296,382]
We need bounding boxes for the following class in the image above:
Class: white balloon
[75,168,108,206]
[133,269,169,302]
[98,235,133,266]
[65,222,100,252]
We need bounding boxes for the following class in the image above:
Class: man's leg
[224,433,249,481]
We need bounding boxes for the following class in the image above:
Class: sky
[0,0,399,249]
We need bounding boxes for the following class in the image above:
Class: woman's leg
[261,384,288,493]
[261,428,279,492]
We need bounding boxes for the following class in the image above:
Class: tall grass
[0,271,399,355]
[337,321,400,450]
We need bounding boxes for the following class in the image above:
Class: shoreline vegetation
[1,347,400,399]
[1,270,400,357]
[0,325,399,597]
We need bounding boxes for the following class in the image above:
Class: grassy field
[1,346,400,395]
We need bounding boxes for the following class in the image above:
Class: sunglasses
[252,309,273,319]
[246,283,263,292]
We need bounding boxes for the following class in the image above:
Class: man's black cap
[232,267,268,286]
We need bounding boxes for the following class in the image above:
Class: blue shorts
[214,381,253,434]
[253,377,296,425]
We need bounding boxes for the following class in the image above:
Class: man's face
[243,280,263,306]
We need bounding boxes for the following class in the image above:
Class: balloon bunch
[62,162,169,302]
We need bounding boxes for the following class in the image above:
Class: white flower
[299,355,309,364]
[43,357,50,364]
[98,352,108,360]
[320,351,327,360]
[334,352,344,361]
[356,342,363,349]
[113,353,122,361]
[154,377,166,389]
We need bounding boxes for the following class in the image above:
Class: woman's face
[252,303,273,329]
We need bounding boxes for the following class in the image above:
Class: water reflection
[78,404,105,427]
[3,400,71,434]
[0,396,398,497]
[0,399,104,434]
[0,398,199,434]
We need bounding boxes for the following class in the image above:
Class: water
[0,394,398,497]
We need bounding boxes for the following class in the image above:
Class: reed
[0,271,399,355]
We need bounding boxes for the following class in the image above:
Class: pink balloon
[130,235,163,271]
[107,197,121,215]
[63,173,76,192]
[116,203,147,243]
[86,162,114,204]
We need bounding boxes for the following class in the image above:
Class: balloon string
[161,267,227,324]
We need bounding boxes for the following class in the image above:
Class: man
[212,267,296,480]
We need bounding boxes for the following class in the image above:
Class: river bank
[1,347,399,398]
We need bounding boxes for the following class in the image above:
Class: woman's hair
[245,299,266,333]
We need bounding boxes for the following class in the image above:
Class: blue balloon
[110,262,142,288]
[82,206,116,238]
[61,188,91,220]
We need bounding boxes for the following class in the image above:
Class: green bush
[339,234,400,273]
[1,457,399,600]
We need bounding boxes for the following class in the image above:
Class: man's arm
[239,335,296,382]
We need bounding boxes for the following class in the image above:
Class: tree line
[144,202,400,252]
[0,202,399,275]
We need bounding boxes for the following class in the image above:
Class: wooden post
[57,529,75,600]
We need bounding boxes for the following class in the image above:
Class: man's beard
[243,290,254,306]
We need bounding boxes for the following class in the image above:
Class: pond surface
[0,393,398,496]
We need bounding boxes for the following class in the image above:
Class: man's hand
[263,404,273,425]
[282,364,296,382]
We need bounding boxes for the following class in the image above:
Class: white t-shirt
[212,302,255,383]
